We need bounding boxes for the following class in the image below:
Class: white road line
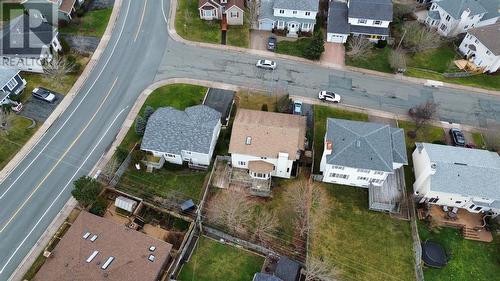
[161,0,168,25]
[0,0,132,200]
[0,106,129,276]
[134,0,148,42]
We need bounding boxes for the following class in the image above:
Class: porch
[142,153,164,172]
[230,168,271,197]
[419,205,493,242]
[454,59,485,73]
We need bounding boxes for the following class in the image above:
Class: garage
[259,19,274,31]
[327,33,348,43]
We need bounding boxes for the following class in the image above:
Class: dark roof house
[275,256,301,281]
[203,88,235,126]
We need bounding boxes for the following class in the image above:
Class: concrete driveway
[321,42,345,66]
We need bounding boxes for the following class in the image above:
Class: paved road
[1,0,500,279]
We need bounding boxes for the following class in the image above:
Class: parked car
[449,128,466,146]
[293,100,302,115]
[318,91,341,103]
[267,36,277,51]
[256,59,277,70]
[32,87,57,103]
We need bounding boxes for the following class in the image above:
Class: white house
[327,0,393,43]
[228,109,306,180]
[458,23,500,73]
[257,0,319,37]
[22,0,79,23]
[141,105,222,170]
[0,14,63,73]
[424,0,500,37]
[0,66,26,112]
[198,0,245,26]
[413,143,500,218]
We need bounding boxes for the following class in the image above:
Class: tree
[402,21,441,53]
[408,101,438,134]
[143,106,155,121]
[305,257,338,281]
[252,210,278,244]
[135,115,147,136]
[72,176,103,207]
[284,180,310,237]
[89,197,108,216]
[0,104,12,133]
[388,49,407,72]
[393,3,416,23]
[42,53,76,88]
[276,94,292,113]
[304,30,325,60]
[206,189,254,235]
[247,0,260,29]
[346,36,372,58]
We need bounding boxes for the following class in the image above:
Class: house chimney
[325,141,333,154]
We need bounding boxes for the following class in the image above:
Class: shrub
[115,145,129,162]
[59,37,71,54]
[135,116,147,136]
[76,7,85,17]
[261,104,268,111]
[375,40,388,49]
[89,197,108,216]
[276,95,292,113]
[303,30,325,60]
[143,106,155,121]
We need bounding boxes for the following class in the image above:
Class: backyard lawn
[178,237,264,281]
[59,8,113,37]
[313,105,369,173]
[310,184,415,281]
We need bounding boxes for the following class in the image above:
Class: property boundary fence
[109,144,137,186]
[204,226,278,257]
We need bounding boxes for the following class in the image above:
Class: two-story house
[257,0,319,37]
[229,109,306,180]
[141,105,222,170]
[458,22,500,73]
[320,118,408,212]
[327,0,393,43]
[0,14,63,73]
[22,0,80,24]
[413,143,500,218]
[198,0,245,25]
[0,66,26,112]
[424,0,500,37]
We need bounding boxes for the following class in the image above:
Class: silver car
[256,59,277,70]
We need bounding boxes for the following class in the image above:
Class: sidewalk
[167,0,500,97]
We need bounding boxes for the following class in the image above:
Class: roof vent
[148,255,155,262]
[454,162,467,166]
[90,235,98,242]
[101,257,115,270]
[149,246,156,252]
[431,163,437,169]
[83,232,91,240]
[245,136,252,145]
[86,251,99,263]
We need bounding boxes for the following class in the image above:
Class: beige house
[229,109,306,180]
[198,0,245,25]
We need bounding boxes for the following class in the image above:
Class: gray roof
[324,118,408,172]
[275,256,301,281]
[0,91,9,102]
[141,105,221,155]
[427,10,441,20]
[348,0,393,21]
[435,0,487,19]
[259,0,317,23]
[203,88,235,124]
[0,66,20,88]
[478,0,500,20]
[468,22,500,55]
[273,0,319,12]
[350,25,390,36]
[417,143,500,200]
[327,1,350,34]
[253,273,283,281]
[0,14,56,57]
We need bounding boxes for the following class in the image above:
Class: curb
[0,0,123,183]
[5,1,124,280]
[167,0,500,97]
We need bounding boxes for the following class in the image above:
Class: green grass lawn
[276,38,312,58]
[59,8,113,37]
[176,0,220,44]
[418,222,500,281]
[1,3,24,21]
[178,237,264,281]
[313,105,369,173]
[0,116,39,170]
[346,47,392,73]
[407,46,457,73]
[236,91,278,112]
[310,184,415,281]
[227,20,250,48]
[405,68,500,91]
[472,132,487,149]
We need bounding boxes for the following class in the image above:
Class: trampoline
[421,241,448,268]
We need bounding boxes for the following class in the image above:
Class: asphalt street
[1,0,500,279]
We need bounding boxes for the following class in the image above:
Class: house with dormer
[326,0,393,43]
[198,0,245,25]
[22,0,81,23]
[424,0,500,37]
[458,22,500,73]
[257,0,320,37]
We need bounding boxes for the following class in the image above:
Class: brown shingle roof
[198,0,244,10]
[468,22,500,56]
[33,212,172,281]
[248,160,274,173]
[59,0,77,13]
[229,109,307,160]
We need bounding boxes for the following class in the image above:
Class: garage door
[327,33,346,43]
[259,20,273,31]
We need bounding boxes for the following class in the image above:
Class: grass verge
[0,116,39,170]
[276,38,312,58]
[59,8,113,37]
[346,47,392,73]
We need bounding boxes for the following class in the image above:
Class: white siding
[322,163,390,187]
[327,33,348,43]
[459,33,500,73]
[231,153,294,179]
[273,8,317,20]
[348,18,390,28]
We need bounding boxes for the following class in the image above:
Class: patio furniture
[446,211,457,220]
[442,206,449,212]
[452,207,458,214]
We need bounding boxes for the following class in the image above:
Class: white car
[256,59,277,70]
[318,91,341,103]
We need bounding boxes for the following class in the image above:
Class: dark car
[449,128,466,146]
[32,87,57,103]
[267,36,277,51]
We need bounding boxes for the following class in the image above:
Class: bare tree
[252,209,278,244]
[305,257,338,281]
[247,0,260,29]
[284,180,310,237]
[0,106,10,134]
[388,49,407,72]
[402,21,441,53]
[102,156,121,178]
[346,36,372,58]
[206,189,255,235]
[408,101,438,134]
[42,54,75,88]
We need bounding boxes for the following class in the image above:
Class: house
[413,143,500,218]
[198,0,245,25]
[319,118,408,212]
[458,22,500,73]
[327,0,393,43]
[275,256,301,281]
[33,211,173,281]
[424,0,500,37]
[229,109,306,180]
[0,66,27,109]
[141,105,222,170]
[253,273,283,281]
[0,14,62,73]
[257,0,319,37]
[22,0,79,23]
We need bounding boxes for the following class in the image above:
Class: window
[305,12,310,16]
[455,201,462,204]
[440,24,447,31]
[287,168,290,172]
[245,136,252,145]
[5,78,18,90]
[238,161,246,166]
[202,9,214,17]
[357,176,369,181]
[469,204,475,209]
[474,206,482,211]
[279,9,284,14]
[357,19,367,24]
[293,10,297,14]
[370,178,383,184]
[464,25,468,29]
[373,20,382,25]
[302,23,310,30]
[429,198,439,203]
[445,15,450,21]
[486,50,491,55]
[474,39,479,43]
[332,165,345,170]
[230,11,238,18]
[330,173,349,179]
[260,157,267,160]
[166,153,176,158]
[357,169,370,174]
[374,171,384,175]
